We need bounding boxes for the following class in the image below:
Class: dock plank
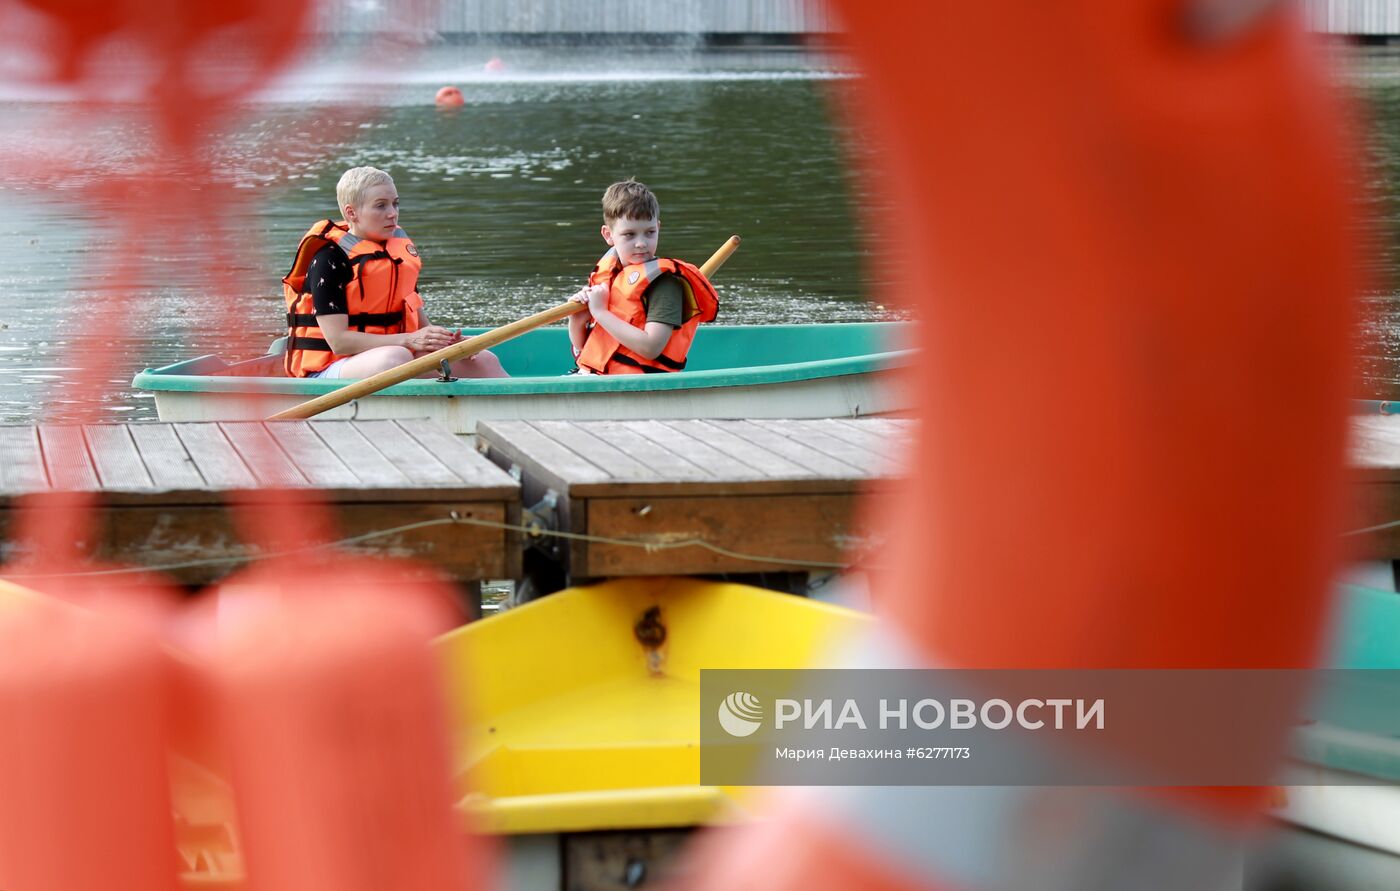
[264,422,360,489]
[619,420,765,480]
[84,425,155,492]
[1353,416,1400,480]
[668,420,811,478]
[530,420,659,481]
[826,418,913,477]
[38,424,101,491]
[0,425,48,493]
[781,419,884,474]
[219,422,310,488]
[580,420,714,482]
[127,424,206,490]
[475,421,613,491]
[481,419,865,497]
[352,420,463,487]
[475,417,899,578]
[813,418,897,454]
[394,419,518,496]
[723,419,867,478]
[306,422,413,489]
[172,423,258,490]
[0,419,518,584]
[845,417,912,441]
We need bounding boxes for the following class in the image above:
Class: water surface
[0,46,887,423]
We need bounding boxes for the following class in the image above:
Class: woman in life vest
[283,166,506,379]
[567,180,718,374]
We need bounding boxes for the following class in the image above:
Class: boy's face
[345,183,400,241]
[602,215,659,267]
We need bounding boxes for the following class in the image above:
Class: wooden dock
[0,420,519,586]
[1351,415,1400,557]
[476,417,910,581]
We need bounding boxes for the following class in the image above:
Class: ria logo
[718,691,764,737]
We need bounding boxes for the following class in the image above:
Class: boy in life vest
[283,166,507,379]
[567,180,718,374]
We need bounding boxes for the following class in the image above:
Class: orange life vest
[576,249,720,374]
[282,219,424,377]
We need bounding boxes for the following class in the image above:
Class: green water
[1355,48,1400,397]
[10,42,1400,421]
[0,47,887,422]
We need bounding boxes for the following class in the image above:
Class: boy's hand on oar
[570,284,608,314]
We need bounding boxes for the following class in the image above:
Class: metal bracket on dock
[522,489,562,559]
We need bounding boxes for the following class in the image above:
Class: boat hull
[1276,582,1400,860]
[133,323,914,434]
[148,368,903,434]
[440,577,872,889]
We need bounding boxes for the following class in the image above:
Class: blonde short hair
[336,166,394,214]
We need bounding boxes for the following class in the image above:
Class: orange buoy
[483,57,505,74]
[682,0,1360,888]
[0,581,180,891]
[206,557,493,891]
[435,85,465,107]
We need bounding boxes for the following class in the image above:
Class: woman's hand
[402,325,457,352]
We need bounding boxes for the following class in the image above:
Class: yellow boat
[439,576,870,888]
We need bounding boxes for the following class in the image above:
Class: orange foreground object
[0,587,179,891]
[206,558,492,891]
[866,1,1356,676]
[1,1,492,887]
[684,0,1359,889]
[436,85,466,107]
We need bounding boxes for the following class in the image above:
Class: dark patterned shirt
[306,243,353,316]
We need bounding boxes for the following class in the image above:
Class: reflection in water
[0,47,893,423]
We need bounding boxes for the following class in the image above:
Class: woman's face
[345,183,400,241]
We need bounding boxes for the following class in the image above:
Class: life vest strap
[286,310,405,328]
[288,335,333,353]
[609,353,684,373]
[349,250,393,267]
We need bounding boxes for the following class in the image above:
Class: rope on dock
[445,511,865,570]
[0,511,868,579]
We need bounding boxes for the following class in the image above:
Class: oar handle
[700,235,741,278]
[268,235,741,422]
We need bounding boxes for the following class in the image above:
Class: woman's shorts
[308,357,351,379]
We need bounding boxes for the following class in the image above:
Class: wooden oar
[267,235,741,421]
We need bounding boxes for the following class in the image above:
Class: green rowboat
[132,322,913,434]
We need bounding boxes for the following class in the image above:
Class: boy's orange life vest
[282,219,424,377]
[577,248,720,374]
